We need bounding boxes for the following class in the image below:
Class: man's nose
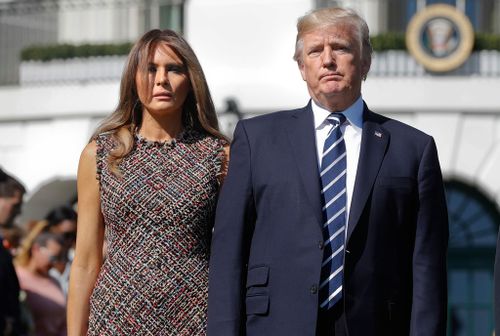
[321,47,335,66]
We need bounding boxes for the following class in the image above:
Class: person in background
[44,205,77,296]
[15,221,67,336]
[67,29,229,335]
[2,225,24,257]
[207,7,448,336]
[0,167,25,335]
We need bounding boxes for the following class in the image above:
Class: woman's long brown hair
[92,29,227,175]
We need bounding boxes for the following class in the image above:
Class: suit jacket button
[318,241,324,249]
[310,285,318,294]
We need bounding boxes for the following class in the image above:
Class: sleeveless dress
[87,128,225,335]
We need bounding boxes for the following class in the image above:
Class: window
[427,0,456,5]
[145,1,184,34]
[445,179,499,336]
[386,0,499,34]
[387,0,417,32]
[159,3,183,33]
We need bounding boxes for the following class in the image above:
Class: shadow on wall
[20,178,77,225]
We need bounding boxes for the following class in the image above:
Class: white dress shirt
[312,97,364,227]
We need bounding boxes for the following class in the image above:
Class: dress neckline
[134,127,193,148]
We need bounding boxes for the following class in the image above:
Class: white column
[340,0,385,35]
[417,0,426,11]
[456,0,466,12]
[495,0,500,33]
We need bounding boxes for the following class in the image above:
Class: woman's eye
[147,65,157,73]
[168,65,184,74]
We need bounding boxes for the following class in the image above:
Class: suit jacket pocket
[246,265,269,288]
[246,294,269,315]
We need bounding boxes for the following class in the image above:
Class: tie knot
[327,113,346,127]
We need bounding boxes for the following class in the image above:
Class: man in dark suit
[207,7,448,336]
[0,168,25,335]
[494,233,500,335]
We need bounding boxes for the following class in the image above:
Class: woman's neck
[139,110,184,142]
[26,261,48,278]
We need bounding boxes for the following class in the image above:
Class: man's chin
[321,89,345,97]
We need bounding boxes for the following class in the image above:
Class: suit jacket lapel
[347,107,389,242]
[285,102,323,227]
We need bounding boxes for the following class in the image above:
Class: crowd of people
[0,5,457,336]
[1,168,77,335]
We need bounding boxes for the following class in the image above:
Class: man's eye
[334,45,350,52]
[308,50,321,57]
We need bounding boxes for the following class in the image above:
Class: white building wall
[363,76,500,204]
[0,0,499,217]
[0,118,93,191]
[58,2,142,43]
[186,0,314,111]
[0,83,119,121]
[0,82,117,193]
[337,0,385,34]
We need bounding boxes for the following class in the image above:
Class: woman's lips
[153,92,173,99]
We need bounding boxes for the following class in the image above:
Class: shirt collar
[312,96,364,130]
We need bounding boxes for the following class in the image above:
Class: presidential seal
[406,4,474,72]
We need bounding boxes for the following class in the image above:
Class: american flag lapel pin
[374,131,382,138]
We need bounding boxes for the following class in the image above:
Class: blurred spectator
[0,167,25,335]
[0,168,24,229]
[15,221,67,336]
[2,225,24,257]
[44,205,77,296]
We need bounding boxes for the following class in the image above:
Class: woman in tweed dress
[67,29,229,335]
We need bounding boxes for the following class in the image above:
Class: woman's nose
[156,68,168,86]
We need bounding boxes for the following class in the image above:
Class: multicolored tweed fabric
[87,128,225,335]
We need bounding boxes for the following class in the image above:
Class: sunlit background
[1,0,500,334]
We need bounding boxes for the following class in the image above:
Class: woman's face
[51,219,77,248]
[136,42,191,118]
[32,239,63,275]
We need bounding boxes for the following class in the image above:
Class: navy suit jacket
[494,231,500,335]
[207,102,448,336]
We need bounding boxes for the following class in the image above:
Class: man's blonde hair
[293,7,372,69]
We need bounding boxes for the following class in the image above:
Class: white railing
[20,55,127,85]
[19,50,500,85]
[370,50,500,77]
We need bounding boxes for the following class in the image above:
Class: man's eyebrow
[305,40,323,48]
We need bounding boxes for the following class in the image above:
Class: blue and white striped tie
[319,113,347,310]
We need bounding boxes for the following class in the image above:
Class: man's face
[299,24,369,111]
[0,191,22,226]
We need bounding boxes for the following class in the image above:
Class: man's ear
[298,61,307,81]
[361,58,371,81]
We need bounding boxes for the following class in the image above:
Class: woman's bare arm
[67,141,104,336]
